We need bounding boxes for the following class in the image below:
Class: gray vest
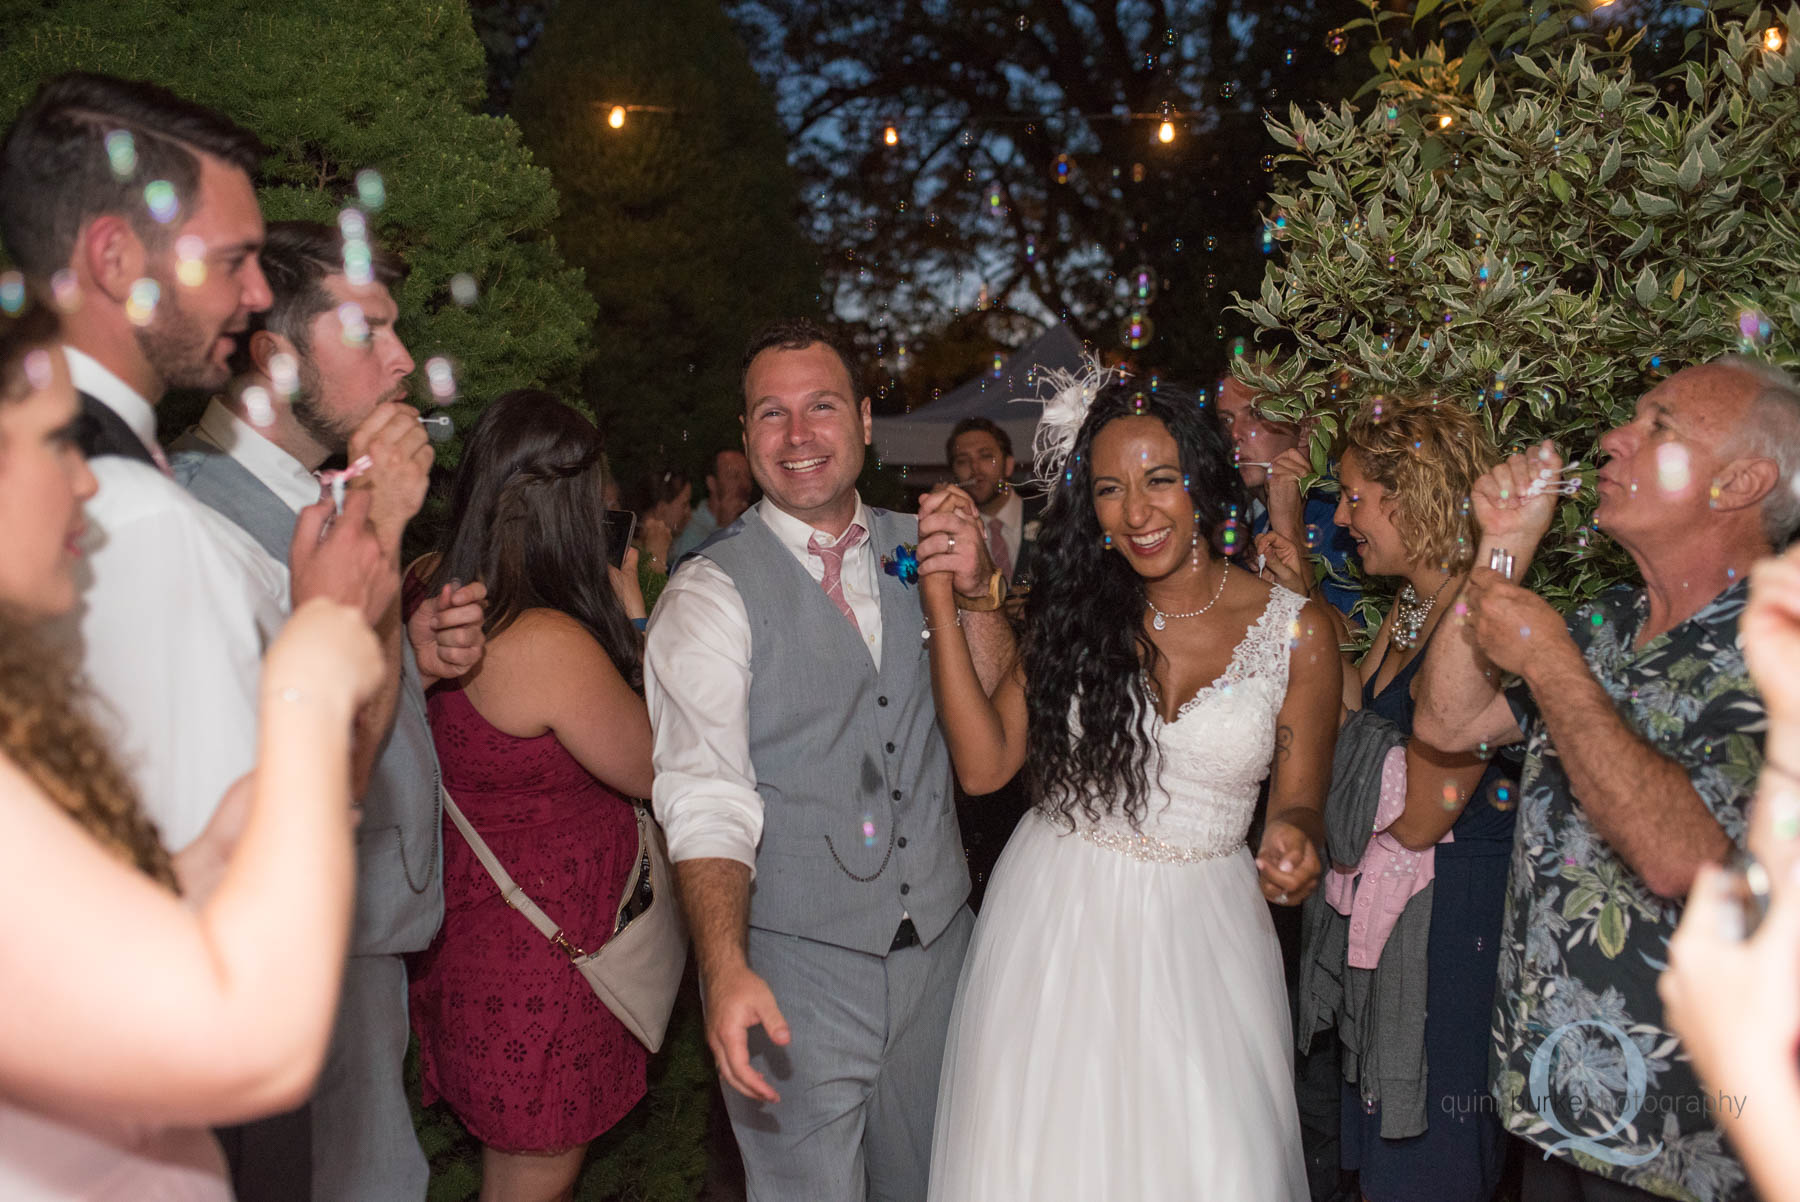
[171,436,445,957]
[697,507,969,955]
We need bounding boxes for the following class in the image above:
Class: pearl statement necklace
[1391,576,1452,651]
[1147,563,1231,631]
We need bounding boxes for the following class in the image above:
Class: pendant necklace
[1148,563,1231,631]
[1391,575,1452,651]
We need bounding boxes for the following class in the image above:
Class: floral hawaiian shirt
[1493,581,1764,1202]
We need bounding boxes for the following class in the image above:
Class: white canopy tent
[871,324,1087,469]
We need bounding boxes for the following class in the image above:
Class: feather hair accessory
[1013,351,1122,494]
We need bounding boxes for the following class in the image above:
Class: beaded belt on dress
[1078,826,1243,864]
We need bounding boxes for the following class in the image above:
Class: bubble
[269,351,300,398]
[49,270,81,313]
[19,349,53,393]
[1491,779,1517,812]
[1120,312,1154,350]
[1053,154,1073,184]
[1204,235,1218,252]
[337,208,368,242]
[1442,782,1460,811]
[861,816,878,847]
[1326,27,1349,54]
[343,238,373,287]
[241,384,274,428]
[174,234,208,287]
[104,130,137,179]
[1130,161,1146,183]
[1024,237,1037,260]
[1284,47,1296,65]
[1654,442,1692,494]
[991,353,1005,377]
[125,278,160,326]
[1218,80,1240,100]
[354,169,386,211]
[1215,517,1242,553]
[1129,265,1158,304]
[1304,524,1322,549]
[425,356,458,402]
[1737,308,1772,346]
[0,271,23,315]
[450,273,479,307]
[1261,154,1276,172]
[336,301,370,346]
[143,180,179,224]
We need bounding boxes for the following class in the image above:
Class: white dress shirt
[56,350,288,850]
[644,497,883,870]
[191,397,323,514]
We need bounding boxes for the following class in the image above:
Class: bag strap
[442,788,591,960]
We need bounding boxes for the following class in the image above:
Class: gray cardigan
[1296,706,1434,1139]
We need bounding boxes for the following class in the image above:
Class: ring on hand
[948,536,956,550]
[1276,891,1289,904]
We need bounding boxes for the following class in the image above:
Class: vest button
[885,742,896,753]
[877,695,889,706]
[900,883,911,895]
[891,789,901,801]
[897,837,908,848]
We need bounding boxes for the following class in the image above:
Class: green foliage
[510,0,821,487]
[0,0,596,475]
[1235,0,1800,610]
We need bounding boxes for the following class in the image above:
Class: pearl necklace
[1391,576,1452,651]
[1147,564,1231,631]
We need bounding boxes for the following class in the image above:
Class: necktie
[986,516,1013,582]
[809,522,868,635]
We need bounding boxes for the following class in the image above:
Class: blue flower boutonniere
[881,543,920,587]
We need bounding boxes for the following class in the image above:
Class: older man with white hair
[1414,356,1800,1202]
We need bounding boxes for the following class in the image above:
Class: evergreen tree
[0,0,596,468]
[511,0,822,485]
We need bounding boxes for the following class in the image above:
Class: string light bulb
[884,125,899,146]
[607,105,626,129]
[1157,119,1175,143]
[1763,25,1785,51]
[1437,113,1455,129]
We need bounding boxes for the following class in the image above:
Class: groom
[646,318,1007,1200]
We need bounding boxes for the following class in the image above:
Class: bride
[916,378,1338,1200]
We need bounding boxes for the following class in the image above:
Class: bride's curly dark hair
[1022,383,1249,828]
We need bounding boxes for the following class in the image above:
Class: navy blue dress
[1339,631,1514,1202]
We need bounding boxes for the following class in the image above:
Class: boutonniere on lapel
[881,544,920,587]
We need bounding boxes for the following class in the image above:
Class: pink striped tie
[809,522,868,635]
[986,516,1012,582]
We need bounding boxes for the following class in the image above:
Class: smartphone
[602,509,637,569]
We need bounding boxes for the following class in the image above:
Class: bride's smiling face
[1090,415,1198,579]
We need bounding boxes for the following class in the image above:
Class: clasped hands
[916,484,997,600]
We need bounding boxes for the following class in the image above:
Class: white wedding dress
[927,586,1310,1202]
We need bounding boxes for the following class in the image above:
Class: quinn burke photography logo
[1528,1018,1748,1166]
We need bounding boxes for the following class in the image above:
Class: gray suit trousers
[726,906,974,1202]
[311,954,428,1201]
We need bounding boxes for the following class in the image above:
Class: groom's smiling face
[741,342,872,528]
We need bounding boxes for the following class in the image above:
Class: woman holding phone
[407,390,655,1201]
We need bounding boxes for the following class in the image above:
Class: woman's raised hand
[917,484,992,598]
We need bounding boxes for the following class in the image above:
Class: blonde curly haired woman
[1262,394,1514,1202]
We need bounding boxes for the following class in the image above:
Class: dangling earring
[1191,514,1202,569]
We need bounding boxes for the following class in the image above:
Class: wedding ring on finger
[948,536,956,550]
[1275,891,1289,905]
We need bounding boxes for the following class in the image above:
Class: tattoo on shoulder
[1275,724,1294,764]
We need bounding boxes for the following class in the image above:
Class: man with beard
[172,219,484,1201]
[0,76,426,1202]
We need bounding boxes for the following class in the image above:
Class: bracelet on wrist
[921,611,962,642]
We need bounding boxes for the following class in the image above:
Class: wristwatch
[953,568,1008,612]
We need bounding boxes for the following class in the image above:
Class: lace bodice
[1072,586,1306,863]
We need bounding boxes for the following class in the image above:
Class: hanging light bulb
[1158,119,1175,143]
[884,125,899,146]
[607,105,627,129]
[1437,113,1455,129]
[1763,25,1785,51]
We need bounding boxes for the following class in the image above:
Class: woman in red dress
[408,390,653,1201]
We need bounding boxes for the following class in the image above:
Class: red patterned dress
[408,684,647,1151]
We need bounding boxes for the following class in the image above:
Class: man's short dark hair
[946,416,1013,465]
[227,220,408,374]
[0,73,266,279]
[740,317,862,408]
[709,446,747,478]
